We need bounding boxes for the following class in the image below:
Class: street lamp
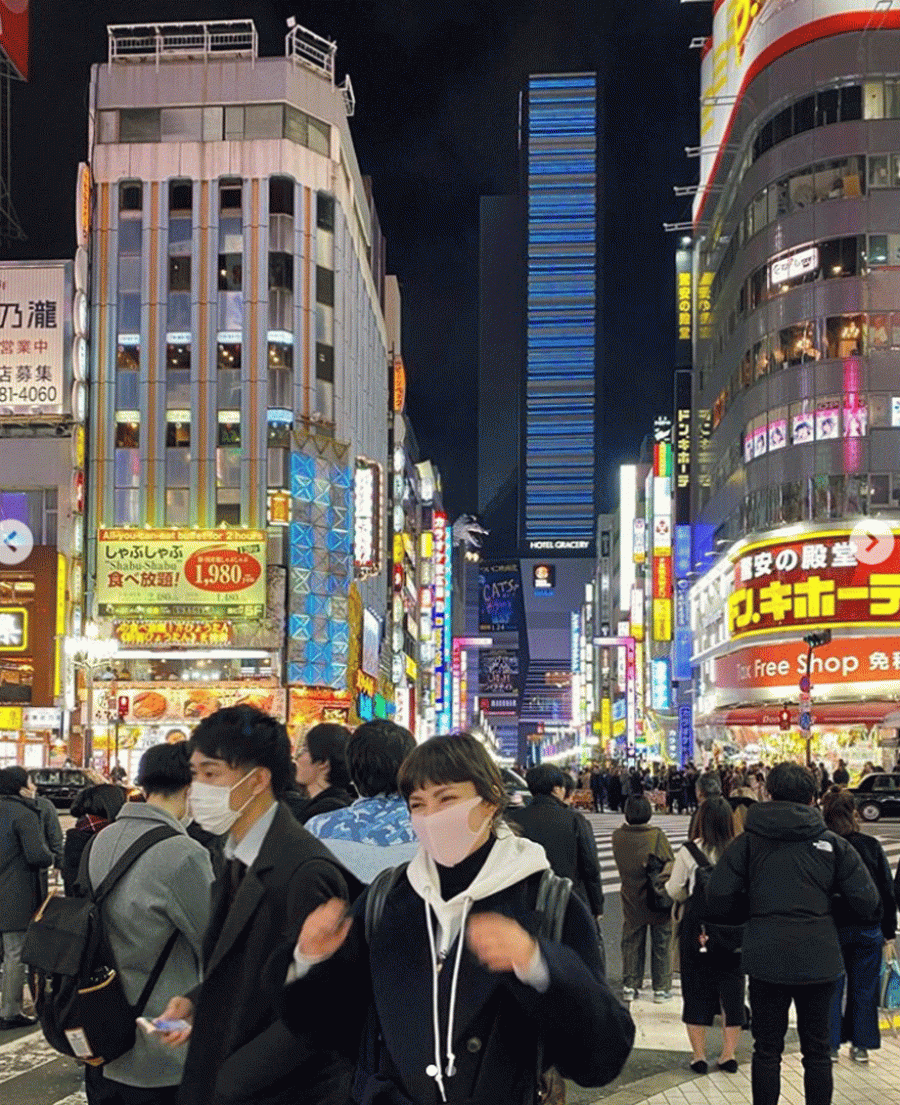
[801,629,832,767]
[66,623,117,769]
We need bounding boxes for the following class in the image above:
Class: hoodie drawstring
[423,887,472,1101]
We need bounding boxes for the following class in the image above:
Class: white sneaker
[653,990,672,1003]
[622,987,637,1001]
[850,1046,868,1063]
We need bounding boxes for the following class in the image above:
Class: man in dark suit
[509,764,605,968]
[158,706,361,1105]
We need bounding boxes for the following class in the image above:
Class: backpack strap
[534,869,573,943]
[132,926,180,1017]
[685,841,712,870]
[90,825,181,905]
[364,863,409,945]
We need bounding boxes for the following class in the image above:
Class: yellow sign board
[97,529,266,612]
[0,705,23,729]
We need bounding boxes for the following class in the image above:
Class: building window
[119,108,160,143]
[166,489,190,526]
[169,181,192,214]
[268,367,292,410]
[203,106,223,141]
[269,177,294,216]
[120,183,142,213]
[115,414,139,449]
[315,266,334,306]
[169,256,191,292]
[317,193,335,232]
[217,343,241,408]
[220,182,242,211]
[114,489,140,526]
[218,411,241,446]
[0,489,57,546]
[218,254,242,291]
[269,253,293,291]
[245,104,283,140]
[224,106,244,141]
[160,108,203,143]
[166,368,190,407]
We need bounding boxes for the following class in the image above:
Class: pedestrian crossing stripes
[585,812,900,895]
[0,1030,58,1085]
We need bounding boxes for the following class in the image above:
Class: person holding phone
[278,733,634,1105]
[82,743,212,1105]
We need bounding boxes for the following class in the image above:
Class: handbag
[880,945,900,1013]
[646,852,673,913]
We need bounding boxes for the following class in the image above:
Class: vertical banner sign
[625,638,636,762]
[674,369,692,526]
[432,512,447,721]
[678,686,694,768]
[675,244,692,361]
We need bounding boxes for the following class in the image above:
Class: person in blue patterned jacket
[305,719,419,883]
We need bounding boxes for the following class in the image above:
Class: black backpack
[679,842,744,957]
[22,824,180,1064]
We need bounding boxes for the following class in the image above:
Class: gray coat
[34,793,64,868]
[0,794,52,931]
[87,802,214,1088]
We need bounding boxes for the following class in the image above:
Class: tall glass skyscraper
[522,73,598,555]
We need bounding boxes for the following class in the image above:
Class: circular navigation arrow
[850,519,895,566]
[0,519,34,565]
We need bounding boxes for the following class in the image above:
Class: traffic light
[778,705,791,731]
[117,695,129,719]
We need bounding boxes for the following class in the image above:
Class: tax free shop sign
[97,529,266,613]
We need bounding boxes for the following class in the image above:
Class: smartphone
[152,1017,191,1033]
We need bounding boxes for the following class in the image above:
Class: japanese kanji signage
[113,620,233,647]
[98,683,285,726]
[97,529,266,614]
[0,262,65,417]
[727,530,900,640]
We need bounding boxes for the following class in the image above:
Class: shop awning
[713,702,900,728]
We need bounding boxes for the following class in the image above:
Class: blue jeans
[829,924,883,1050]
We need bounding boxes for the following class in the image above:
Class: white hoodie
[405,827,550,1102]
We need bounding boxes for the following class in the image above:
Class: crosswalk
[4,813,900,1103]
[584,811,900,895]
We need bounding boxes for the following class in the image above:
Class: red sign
[0,0,29,81]
[183,548,262,593]
[727,531,900,640]
[653,554,672,601]
[715,636,900,695]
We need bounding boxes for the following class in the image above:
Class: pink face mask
[411,795,492,868]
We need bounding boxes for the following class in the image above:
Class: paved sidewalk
[575,986,900,1105]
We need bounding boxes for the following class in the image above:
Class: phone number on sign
[0,385,58,404]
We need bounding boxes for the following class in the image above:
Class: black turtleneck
[436,835,495,899]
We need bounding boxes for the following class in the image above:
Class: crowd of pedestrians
[4,730,900,1105]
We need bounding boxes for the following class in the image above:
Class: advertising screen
[533,563,555,593]
[728,529,900,640]
[107,685,285,726]
[478,649,520,696]
[478,562,522,632]
[0,262,66,417]
[97,529,266,613]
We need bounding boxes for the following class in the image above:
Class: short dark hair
[697,771,722,799]
[189,705,292,796]
[624,795,652,825]
[305,723,352,791]
[766,761,817,804]
[0,767,24,796]
[4,765,28,790]
[562,772,575,798]
[526,764,566,796]
[398,733,506,825]
[347,719,415,797]
[70,783,127,821]
[137,742,192,797]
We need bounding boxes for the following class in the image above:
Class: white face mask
[189,770,257,836]
[411,795,492,868]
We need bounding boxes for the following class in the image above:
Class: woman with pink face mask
[279,733,634,1105]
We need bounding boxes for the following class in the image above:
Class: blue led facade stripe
[523,73,597,546]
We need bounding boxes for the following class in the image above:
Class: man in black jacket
[510,765,605,965]
[158,706,362,1105]
[706,762,879,1105]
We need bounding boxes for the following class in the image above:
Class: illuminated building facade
[521,72,598,555]
[82,21,391,762]
[689,2,900,763]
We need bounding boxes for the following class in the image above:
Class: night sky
[6,0,708,518]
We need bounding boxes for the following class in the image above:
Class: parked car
[27,767,108,808]
[500,766,531,807]
[849,772,900,821]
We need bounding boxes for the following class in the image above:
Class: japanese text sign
[727,530,900,640]
[0,262,65,417]
[98,529,266,613]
